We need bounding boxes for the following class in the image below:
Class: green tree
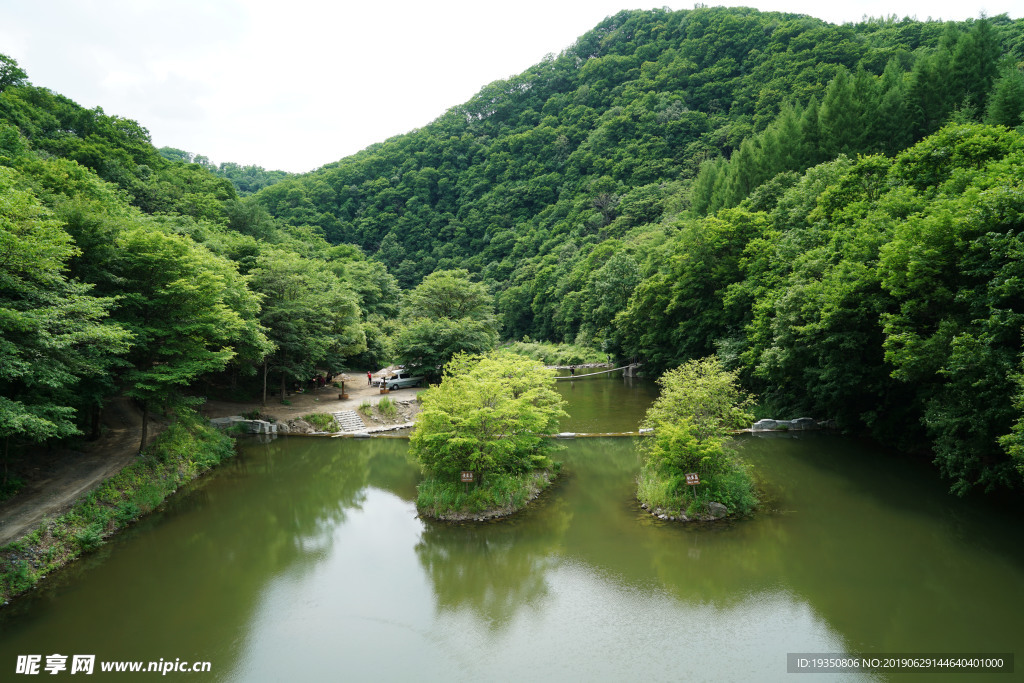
[951,16,1002,113]
[637,357,756,515]
[396,269,498,379]
[0,167,131,469]
[0,54,27,92]
[410,351,567,483]
[985,68,1024,128]
[249,248,366,402]
[113,226,268,450]
[403,268,494,321]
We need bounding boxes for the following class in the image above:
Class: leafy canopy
[396,269,498,379]
[410,351,568,482]
[0,166,131,447]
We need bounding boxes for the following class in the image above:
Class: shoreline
[416,468,560,523]
[0,413,233,605]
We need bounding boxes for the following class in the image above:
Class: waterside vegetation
[637,358,757,518]
[0,411,233,603]
[2,6,1024,520]
[411,352,567,519]
[503,340,608,366]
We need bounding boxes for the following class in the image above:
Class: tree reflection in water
[414,485,572,631]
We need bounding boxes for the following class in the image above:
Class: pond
[1,372,1021,680]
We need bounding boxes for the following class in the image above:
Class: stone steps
[332,410,367,433]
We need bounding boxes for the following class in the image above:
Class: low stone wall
[209,416,313,435]
[209,416,270,432]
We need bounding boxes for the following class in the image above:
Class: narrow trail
[0,399,162,546]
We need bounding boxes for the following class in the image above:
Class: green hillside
[2,6,1024,496]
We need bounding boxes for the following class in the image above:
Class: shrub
[637,357,758,516]
[377,396,397,418]
[115,502,141,525]
[303,413,339,432]
[411,351,566,482]
[74,523,104,552]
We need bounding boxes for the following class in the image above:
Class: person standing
[367,371,372,386]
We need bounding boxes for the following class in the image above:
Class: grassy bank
[416,467,560,521]
[636,460,758,518]
[0,410,234,604]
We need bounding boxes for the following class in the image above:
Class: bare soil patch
[201,372,423,429]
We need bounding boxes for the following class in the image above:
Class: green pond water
[1,372,1022,681]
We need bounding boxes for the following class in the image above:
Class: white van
[384,371,423,390]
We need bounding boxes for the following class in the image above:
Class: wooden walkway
[554,364,636,380]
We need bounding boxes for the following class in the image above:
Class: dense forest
[2,6,1024,497]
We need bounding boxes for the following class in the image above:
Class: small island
[636,357,758,521]
[410,351,568,521]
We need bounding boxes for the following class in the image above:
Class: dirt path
[0,370,423,546]
[0,398,162,546]
[201,372,423,425]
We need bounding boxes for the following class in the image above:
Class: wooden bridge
[554,364,638,380]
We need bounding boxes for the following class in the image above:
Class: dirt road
[0,398,162,546]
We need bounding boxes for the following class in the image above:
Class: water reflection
[414,487,572,631]
[0,437,389,676]
[554,372,658,433]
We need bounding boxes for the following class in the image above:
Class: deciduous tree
[410,352,567,483]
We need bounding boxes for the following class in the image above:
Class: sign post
[685,472,700,504]
[461,470,474,494]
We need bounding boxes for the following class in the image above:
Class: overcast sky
[1,1,1018,173]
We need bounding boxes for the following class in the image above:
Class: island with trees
[637,357,757,521]
[410,352,567,520]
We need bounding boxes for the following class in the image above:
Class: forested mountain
[157,147,293,195]
[2,6,1024,497]
[252,7,1024,493]
[254,9,1021,290]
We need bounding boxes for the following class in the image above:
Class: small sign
[685,472,700,486]
[461,471,474,483]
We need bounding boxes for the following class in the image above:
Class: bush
[74,523,104,552]
[115,502,140,524]
[303,413,339,432]
[377,396,397,418]
[3,560,33,596]
[358,400,373,416]
[411,351,567,517]
[637,357,758,516]
[411,351,566,481]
